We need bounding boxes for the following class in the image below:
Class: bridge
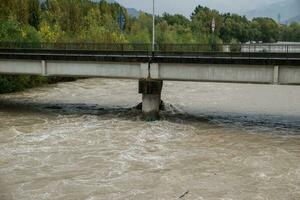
[0,43,300,120]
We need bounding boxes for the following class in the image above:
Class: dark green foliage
[160,13,190,28]
[28,0,41,29]
[252,18,280,43]
[0,19,23,42]
[220,14,251,43]
[191,5,222,35]
[279,22,300,42]
[0,75,76,94]
[0,75,45,93]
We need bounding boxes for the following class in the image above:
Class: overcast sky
[116,0,284,16]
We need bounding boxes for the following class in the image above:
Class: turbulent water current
[0,78,299,200]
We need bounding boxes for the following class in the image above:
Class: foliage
[0,0,298,45]
[279,22,300,42]
[28,0,41,29]
[252,18,280,43]
[0,19,40,42]
[220,14,250,43]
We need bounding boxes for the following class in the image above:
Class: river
[0,78,299,200]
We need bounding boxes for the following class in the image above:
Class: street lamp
[152,0,155,52]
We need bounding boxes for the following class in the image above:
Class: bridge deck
[0,48,300,66]
[0,44,299,85]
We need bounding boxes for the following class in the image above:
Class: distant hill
[96,0,140,18]
[127,8,140,18]
[286,15,300,24]
[245,0,300,22]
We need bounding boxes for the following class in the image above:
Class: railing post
[248,44,251,61]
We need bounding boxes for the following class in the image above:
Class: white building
[241,42,300,53]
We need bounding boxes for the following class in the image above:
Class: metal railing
[0,42,300,54]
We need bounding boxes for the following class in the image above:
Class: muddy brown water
[0,78,299,200]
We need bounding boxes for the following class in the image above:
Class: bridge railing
[0,42,300,54]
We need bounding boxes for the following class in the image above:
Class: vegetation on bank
[0,0,299,93]
[0,76,75,94]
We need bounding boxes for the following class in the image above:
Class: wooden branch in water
[178,191,189,199]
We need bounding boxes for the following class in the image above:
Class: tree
[191,5,222,44]
[252,18,280,43]
[16,0,29,25]
[126,13,152,43]
[0,19,39,42]
[28,0,41,29]
[220,14,250,43]
[248,21,261,42]
[0,19,23,42]
[38,21,65,42]
[160,13,190,28]
[280,22,300,42]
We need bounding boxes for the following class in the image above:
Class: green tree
[126,13,152,43]
[248,20,262,42]
[280,22,300,42]
[28,0,41,29]
[252,18,279,43]
[220,14,250,43]
[0,19,40,42]
[160,13,190,28]
[191,5,222,44]
[38,21,65,42]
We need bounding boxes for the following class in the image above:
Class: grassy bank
[0,75,76,94]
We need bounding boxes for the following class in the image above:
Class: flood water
[0,78,299,200]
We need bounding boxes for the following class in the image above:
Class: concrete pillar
[273,65,279,84]
[139,79,163,121]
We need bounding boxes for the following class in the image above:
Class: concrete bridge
[0,43,300,120]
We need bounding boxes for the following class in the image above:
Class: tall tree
[28,0,41,29]
[252,18,280,43]
[220,14,250,43]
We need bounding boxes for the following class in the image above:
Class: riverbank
[0,75,76,94]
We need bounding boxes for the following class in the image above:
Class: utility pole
[152,0,155,52]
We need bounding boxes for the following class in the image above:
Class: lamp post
[152,0,155,52]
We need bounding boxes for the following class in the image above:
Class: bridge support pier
[139,79,163,121]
